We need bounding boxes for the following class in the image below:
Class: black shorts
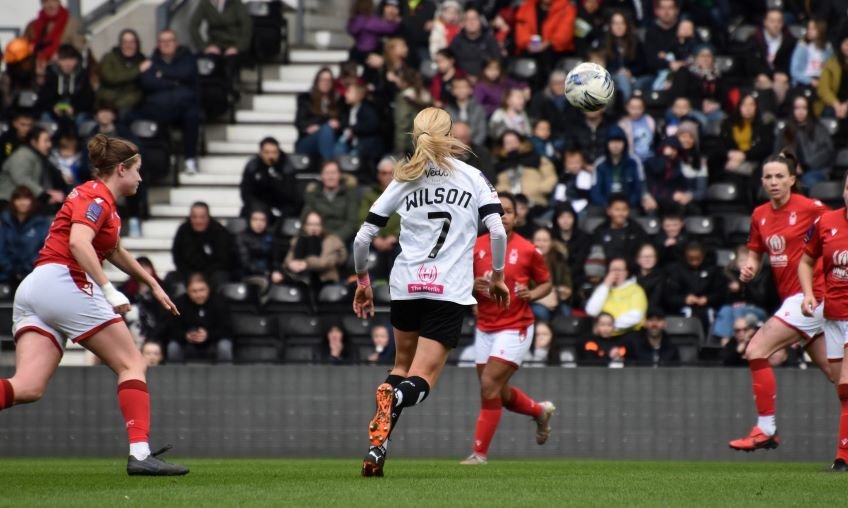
[390,299,470,349]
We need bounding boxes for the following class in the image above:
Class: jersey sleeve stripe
[479,203,504,218]
[365,212,389,227]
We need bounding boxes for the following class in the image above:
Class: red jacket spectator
[515,0,577,55]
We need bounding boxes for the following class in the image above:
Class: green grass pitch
[1,458,845,507]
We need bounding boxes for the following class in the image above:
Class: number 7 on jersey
[428,211,452,259]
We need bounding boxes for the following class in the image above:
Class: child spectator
[474,58,527,116]
[445,77,487,147]
[336,81,383,169]
[494,131,557,209]
[654,211,689,265]
[313,322,358,365]
[430,48,465,108]
[618,95,656,163]
[347,0,400,63]
[530,119,564,169]
[429,0,462,58]
[96,29,147,115]
[393,68,432,155]
[489,88,532,139]
[295,68,342,161]
[664,97,701,138]
[166,273,234,363]
[531,227,572,321]
[551,150,593,215]
[790,19,832,89]
[585,257,648,336]
[367,37,409,102]
[577,312,631,367]
[366,324,394,365]
[603,10,646,101]
[334,61,363,97]
[236,209,275,291]
[524,321,568,366]
[49,132,86,186]
[38,44,94,129]
[0,186,50,288]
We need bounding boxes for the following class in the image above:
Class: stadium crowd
[3,0,848,367]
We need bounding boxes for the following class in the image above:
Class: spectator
[474,58,528,116]
[550,149,592,214]
[121,256,168,345]
[97,29,147,115]
[397,0,437,66]
[790,19,832,88]
[335,82,383,169]
[489,88,532,139]
[663,240,725,334]
[603,10,646,101]
[711,244,768,345]
[528,70,574,142]
[0,110,34,169]
[567,108,612,165]
[663,96,701,138]
[585,257,648,336]
[756,71,793,124]
[512,193,536,239]
[0,126,66,208]
[445,77,487,147]
[38,44,94,129]
[430,48,466,108]
[591,194,648,260]
[643,0,685,78]
[368,37,409,108]
[284,211,348,287]
[577,312,631,366]
[530,119,565,169]
[239,136,300,220]
[635,242,664,310]
[189,0,252,62]
[347,0,400,63]
[654,211,689,265]
[644,138,693,212]
[166,272,234,363]
[452,121,495,183]
[670,18,700,64]
[295,68,342,161]
[429,0,462,58]
[494,131,557,209]
[748,8,797,79]
[531,227,572,321]
[313,322,358,364]
[676,121,708,202]
[552,202,591,289]
[670,44,727,125]
[171,201,234,286]
[629,308,681,366]
[449,5,501,77]
[49,131,86,186]
[139,29,200,174]
[777,94,835,186]
[358,157,400,280]
[716,93,774,203]
[141,341,164,367]
[574,0,607,57]
[523,321,567,366]
[515,0,577,78]
[366,323,395,365]
[301,160,359,242]
[393,67,432,155]
[720,314,759,367]
[618,95,656,163]
[26,0,85,71]
[236,208,275,290]
[590,126,643,209]
[0,186,50,288]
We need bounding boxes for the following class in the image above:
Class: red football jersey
[474,232,550,332]
[37,180,121,272]
[748,193,826,300]
[803,209,848,319]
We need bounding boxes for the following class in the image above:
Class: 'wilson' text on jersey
[404,187,474,211]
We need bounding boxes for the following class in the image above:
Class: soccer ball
[565,62,615,112]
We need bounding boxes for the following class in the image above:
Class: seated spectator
[366,324,395,365]
[550,150,592,215]
[515,0,577,80]
[38,44,94,129]
[585,257,647,336]
[49,132,86,186]
[301,160,359,242]
[97,29,147,116]
[430,48,466,108]
[629,308,680,366]
[512,193,536,239]
[577,312,631,366]
[618,95,656,163]
[644,138,694,212]
[236,208,274,291]
[166,273,234,363]
[574,0,606,56]
[394,67,432,155]
[494,130,557,209]
[335,82,383,167]
[756,71,793,124]
[531,227,572,321]
[552,202,590,289]
[358,157,400,281]
[670,18,700,64]
[445,77,486,147]
[663,241,725,334]
[397,0,436,67]
[654,211,688,265]
[711,244,768,345]
[0,186,50,288]
[524,321,568,366]
[777,94,834,187]
[448,5,500,78]
[716,93,774,203]
[372,37,409,100]
[239,137,300,220]
[189,0,252,81]
[171,201,233,287]
[429,0,462,58]
[0,110,34,169]
[347,0,400,63]
[664,97,701,137]
[474,58,525,116]
[603,10,646,101]
[790,19,832,89]
[121,256,168,345]
[720,314,759,367]
[592,194,648,261]
[527,70,574,142]
[141,341,164,367]
[590,127,643,209]
[676,121,708,202]
[567,108,611,166]
[284,211,348,287]
[0,126,66,208]
[295,68,342,161]
[635,243,664,310]
[139,29,200,174]
[452,121,495,183]
[489,88,532,140]
[747,8,797,80]
[26,0,85,75]
[643,0,685,86]
[671,44,726,125]
[313,322,358,364]
[530,119,564,169]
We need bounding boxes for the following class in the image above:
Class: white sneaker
[535,401,556,445]
[184,158,198,174]
[460,453,487,465]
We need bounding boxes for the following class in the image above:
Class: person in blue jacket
[0,186,50,288]
[590,125,643,209]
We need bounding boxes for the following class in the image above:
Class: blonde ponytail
[394,107,471,182]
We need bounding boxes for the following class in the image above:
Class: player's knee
[14,382,46,403]
[479,375,503,400]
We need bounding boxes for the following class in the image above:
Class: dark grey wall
[0,366,837,461]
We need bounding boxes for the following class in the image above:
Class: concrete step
[178,172,241,186]
[309,31,354,51]
[207,124,297,143]
[207,140,293,155]
[262,80,314,94]
[197,155,248,174]
[108,252,175,274]
[169,187,241,207]
[304,12,345,32]
[289,49,348,64]
[235,109,295,123]
[136,219,183,238]
[122,237,172,250]
[251,94,297,112]
[151,203,241,219]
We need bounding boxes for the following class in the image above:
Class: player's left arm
[108,244,179,315]
[524,247,552,301]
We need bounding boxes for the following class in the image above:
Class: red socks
[837,384,848,461]
[472,398,503,456]
[117,380,150,444]
[504,387,544,419]
[749,358,776,417]
[0,379,13,410]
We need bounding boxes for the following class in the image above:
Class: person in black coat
[663,240,726,335]
[397,0,437,67]
[313,322,359,365]
[746,8,797,79]
[38,44,95,128]
[629,308,681,366]
[448,6,501,77]
[335,81,383,174]
[171,202,234,287]
[294,67,343,161]
[552,202,591,291]
[138,29,200,173]
[0,110,34,170]
[528,70,579,141]
[235,208,275,288]
[165,273,234,363]
[644,138,693,213]
[239,137,300,219]
[565,108,612,166]
[643,0,686,76]
[634,243,664,310]
[591,194,649,261]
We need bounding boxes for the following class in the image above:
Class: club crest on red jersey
[789,211,797,225]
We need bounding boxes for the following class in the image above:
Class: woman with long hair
[603,10,645,101]
[531,227,572,321]
[0,186,50,290]
[779,94,834,186]
[353,107,509,477]
[790,19,831,89]
[1,134,187,475]
[294,67,342,161]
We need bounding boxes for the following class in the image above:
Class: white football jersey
[366,158,502,305]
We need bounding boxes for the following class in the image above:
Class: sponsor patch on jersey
[85,202,103,223]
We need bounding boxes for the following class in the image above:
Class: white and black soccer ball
[565,62,615,112]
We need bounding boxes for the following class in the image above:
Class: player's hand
[102,282,131,315]
[473,277,490,296]
[353,286,374,319]
[739,262,756,283]
[152,286,180,316]
[489,271,510,309]
[801,293,818,317]
[516,283,532,301]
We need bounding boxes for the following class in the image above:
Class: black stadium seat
[0,284,12,302]
[664,316,703,365]
[279,313,322,340]
[264,284,310,314]
[809,181,843,209]
[551,315,592,348]
[722,214,751,245]
[232,313,280,363]
[218,282,260,313]
[705,182,747,214]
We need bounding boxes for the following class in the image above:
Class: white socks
[130,442,151,460]
[757,415,776,436]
